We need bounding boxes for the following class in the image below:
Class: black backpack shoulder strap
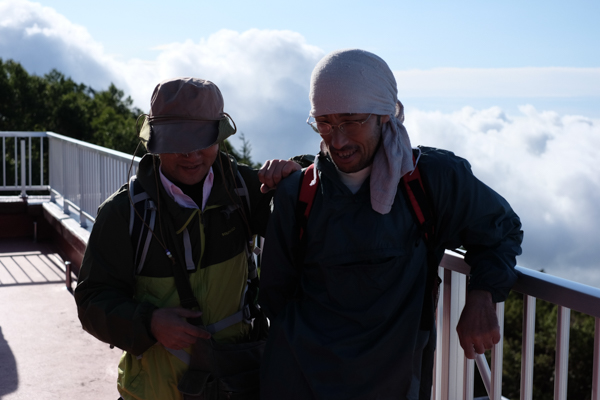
[233,170,252,219]
[128,176,157,275]
[127,176,203,330]
[231,169,259,280]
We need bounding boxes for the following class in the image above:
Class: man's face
[317,113,390,173]
[159,144,219,185]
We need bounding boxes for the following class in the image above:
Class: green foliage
[0,59,264,163]
[474,289,596,399]
[235,133,261,168]
[0,59,263,194]
[0,58,142,154]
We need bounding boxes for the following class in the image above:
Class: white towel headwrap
[309,49,414,214]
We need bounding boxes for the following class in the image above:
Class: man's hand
[456,290,500,359]
[258,159,301,193]
[150,307,211,350]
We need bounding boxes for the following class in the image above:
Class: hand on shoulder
[258,159,301,193]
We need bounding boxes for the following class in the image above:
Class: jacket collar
[136,152,240,231]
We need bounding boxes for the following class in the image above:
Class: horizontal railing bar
[440,252,600,318]
[63,198,96,224]
[81,209,95,224]
[440,250,470,274]
[0,131,47,138]
[0,185,50,191]
[46,132,141,164]
[513,267,600,318]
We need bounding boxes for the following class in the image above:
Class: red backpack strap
[401,149,440,331]
[297,164,319,241]
[401,153,435,242]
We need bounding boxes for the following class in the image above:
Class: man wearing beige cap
[75,77,298,399]
[259,49,523,399]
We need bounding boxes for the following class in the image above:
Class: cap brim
[150,120,219,154]
[139,116,236,154]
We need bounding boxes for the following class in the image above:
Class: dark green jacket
[75,152,272,399]
[259,147,523,400]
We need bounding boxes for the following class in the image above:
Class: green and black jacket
[74,152,272,400]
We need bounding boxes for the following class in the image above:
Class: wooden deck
[0,238,122,399]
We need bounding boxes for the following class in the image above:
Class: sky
[1,0,599,288]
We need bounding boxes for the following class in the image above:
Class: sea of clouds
[2,0,599,287]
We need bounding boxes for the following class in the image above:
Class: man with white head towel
[259,49,523,399]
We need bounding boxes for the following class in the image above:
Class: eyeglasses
[306,114,373,135]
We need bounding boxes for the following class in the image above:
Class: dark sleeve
[238,165,274,238]
[289,154,315,168]
[258,170,304,320]
[421,148,523,303]
[73,189,158,356]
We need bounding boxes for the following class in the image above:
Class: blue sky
[1,0,600,287]
[29,0,600,68]
[4,0,599,117]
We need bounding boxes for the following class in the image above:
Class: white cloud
[395,67,600,98]
[0,1,324,160]
[0,0,123,90]
[2,0,600,288]
[120,29,324,161]
[405,105,600,287]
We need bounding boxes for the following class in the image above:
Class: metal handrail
[1,131,140,228]
[47,131,140,221]
[437,252,600,400]
[0,132,49,196]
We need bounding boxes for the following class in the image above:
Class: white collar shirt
[159,166,214,211]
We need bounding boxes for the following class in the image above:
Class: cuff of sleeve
[138,301,159,342]
[467,284,507,303]
[289,154,315,168]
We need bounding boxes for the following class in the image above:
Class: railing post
[463,357,474,400]
[593,317,600,400]
[438,268,468,399]
[28,136,32,188]
[2,136,6,187]
[78,146,84,211]
[65,261,72,292]
[491,302,505,400]
[40,136,44,187]
[80,210,87,229]
[440,268,452,400]
[554,306,571,400]
[520,295,536,400]
[476,353,492,395]
[20,139,27,198]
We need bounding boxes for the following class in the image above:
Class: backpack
[128,170,262,336]
[295,147,439,330]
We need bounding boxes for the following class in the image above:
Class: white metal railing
[1,131,140,226]
[435,251,600,400]
[47,132,140,226]
[0,131,49,196]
